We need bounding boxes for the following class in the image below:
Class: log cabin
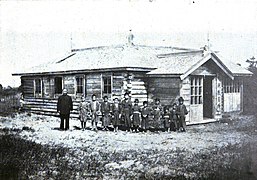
[12,37,252,124]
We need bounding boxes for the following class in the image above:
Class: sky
[0,0,257,87]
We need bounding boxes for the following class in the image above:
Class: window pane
[195,78,198,86]
[191,78,194,86]
[194,96,198,104]
[199,78,202,86]
[191,87,194,95]
[108,85,111,93]
[76,77,83,93]
[55,77,62,94]
[195,87,198,95]
[199,87,202,95]
[103,76,112,94]
[199,96,202,104]
[191,96,194,104]
[108,78,111,85]
[35,79,41,93]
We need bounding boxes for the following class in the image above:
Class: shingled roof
[13,44,252,79]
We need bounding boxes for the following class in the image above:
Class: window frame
[190,76,203,105]
[34,78,42,96]
[54,76,63,94]
[101,74,112,97]
[75,76,85,95]
[223,78,241,93]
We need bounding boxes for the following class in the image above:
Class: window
[76,77,84,94]
[190,76,203,104]
[223,79,240,93]
[103,76,112,94]
[35,79,42,94]
[54,77,63,94]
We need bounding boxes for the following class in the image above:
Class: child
[89,94,100,131]
[162,106,170,132]
[121,92,132,132]
[132,99,141,132]
[78,96,89,130]
[152,98,163,130]
[141,101,151,132]
[101,96,111,131]
[170,103,178,131]
[111,98,121,132]
[177,97,188,132]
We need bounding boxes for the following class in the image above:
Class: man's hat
[178,97,184,102]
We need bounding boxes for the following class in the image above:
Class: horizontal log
[131,81,145,85]
[87,74,102,78]
[113,81,123,86]
[131,94,147,98]
[131,89,147,94]
[24,98,81,103]
[148,88,179,94]
[30,111,79,119]
[149,82,180,88]
[30,107,79,114]
[86,84,101,89]
[113,76,124,79]
[86,79,101,84]
[86,89,101,94]
[131,86,147,91]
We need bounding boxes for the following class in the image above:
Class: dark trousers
[141,116,148,130]
[60,114,70,130]
[179,116,186,131]
[123,111,131,129]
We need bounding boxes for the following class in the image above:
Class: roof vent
[127,29,134,46]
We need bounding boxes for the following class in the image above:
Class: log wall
[86,73,102,99]
[148,77,181,105]
[23,97,80,118]
[21,77,35,98]
[179,77,191,122]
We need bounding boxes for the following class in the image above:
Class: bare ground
[1,113,257,179]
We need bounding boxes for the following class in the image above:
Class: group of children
[78,93,188,133]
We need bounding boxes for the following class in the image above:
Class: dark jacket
[57,95,73,115]
[121,99,132,115]
[177,104,188,117]
[101,101,111,115]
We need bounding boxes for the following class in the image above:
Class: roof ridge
[157,50,203,58]
[71,44,200,52]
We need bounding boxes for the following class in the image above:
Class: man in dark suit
[57,89,73,130]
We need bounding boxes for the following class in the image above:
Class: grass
[1,131,257,179]
[1,114,257,179]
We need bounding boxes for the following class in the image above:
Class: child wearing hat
[177,97,188,132]
[132,99,141,132]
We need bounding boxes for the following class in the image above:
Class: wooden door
[203,77,213,118]
[189,76,203,122]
